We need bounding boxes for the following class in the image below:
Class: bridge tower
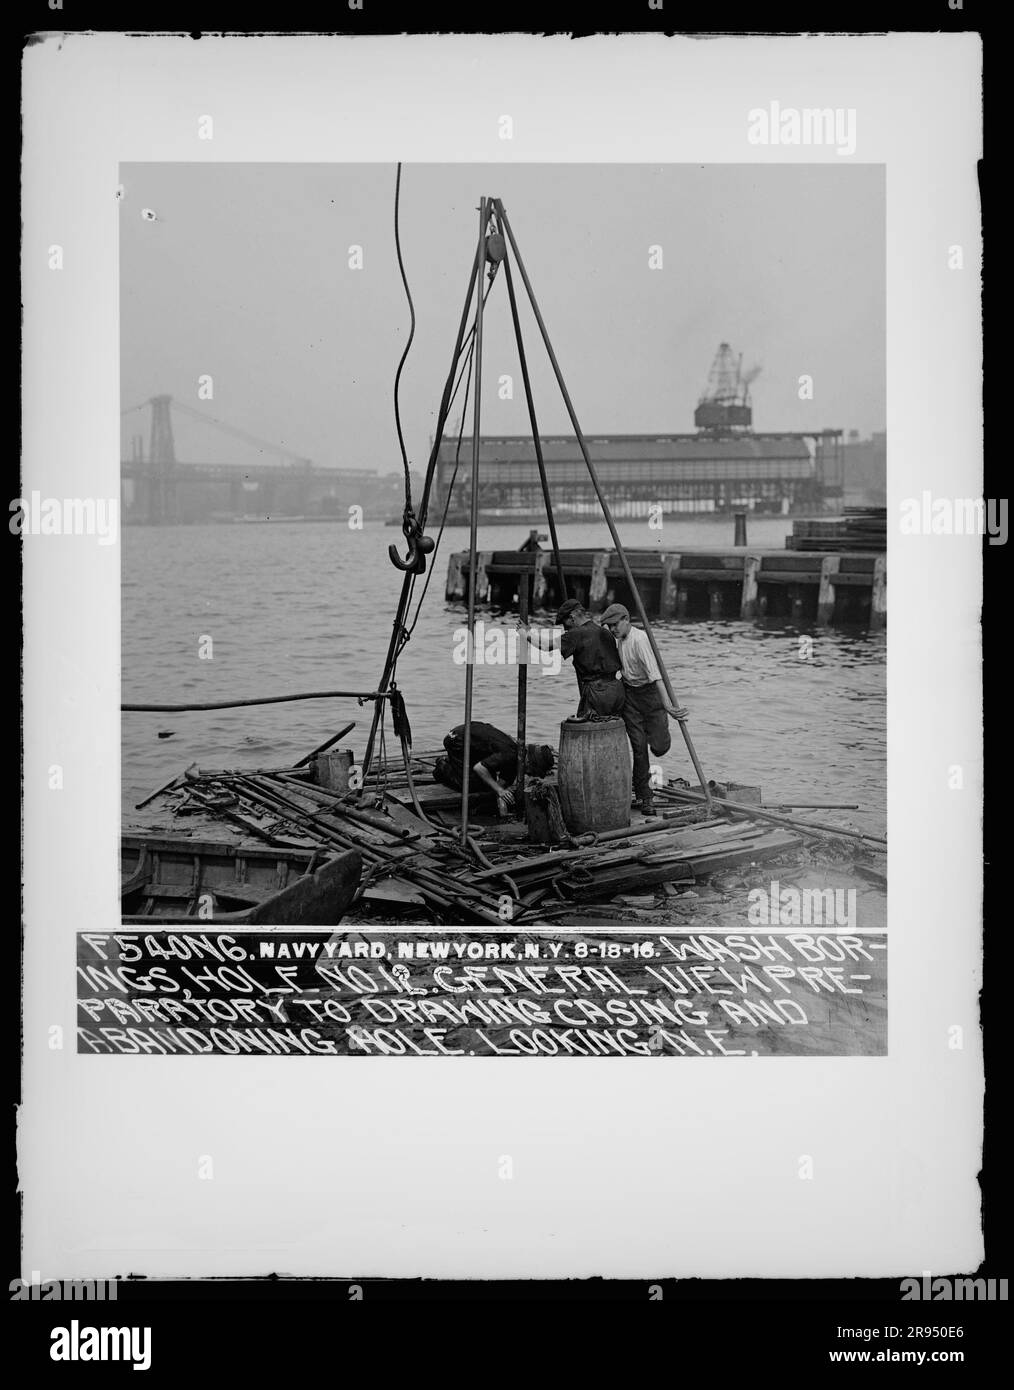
[145,394,180,523]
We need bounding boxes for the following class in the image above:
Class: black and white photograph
[20,29,986,1304]
[110,160,888,1060]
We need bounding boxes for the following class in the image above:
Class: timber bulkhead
[445,545,886,628]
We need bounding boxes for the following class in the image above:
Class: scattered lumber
[132,747,884,922]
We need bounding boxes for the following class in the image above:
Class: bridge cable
[171,399,310,463]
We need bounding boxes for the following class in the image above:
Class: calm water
[122,517,886,837]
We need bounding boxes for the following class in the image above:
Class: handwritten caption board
[77,930,886,1057]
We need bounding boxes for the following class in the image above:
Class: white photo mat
[21,32,982,1280]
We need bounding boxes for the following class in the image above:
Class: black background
[12,0,1001,1364]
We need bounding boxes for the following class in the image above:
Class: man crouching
[432,722,555,818]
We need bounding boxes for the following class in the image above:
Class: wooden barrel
[557,718,631,834]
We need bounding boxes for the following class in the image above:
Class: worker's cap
[599,603,630,626]
[556,598,583,623]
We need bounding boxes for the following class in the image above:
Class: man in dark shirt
[529,598,625,718]
[432,722,555,816]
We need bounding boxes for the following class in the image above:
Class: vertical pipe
[460,199,489,845]
[495,200,712,809]
[515,570,529,799]
[734,510,747,546]
[501,250,567,603]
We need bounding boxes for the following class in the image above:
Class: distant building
[434,342,851,518]
[841,430,886,507]
[435,430,845,518]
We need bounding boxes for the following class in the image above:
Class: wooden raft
[127,751,803,925]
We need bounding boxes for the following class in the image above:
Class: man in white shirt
[600,603,686,816]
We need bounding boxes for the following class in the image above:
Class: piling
[817,554,841,626]
[446,552,465,601]
[734,511,747,546]
[473,551,493,602]
[740,554,761,619]
[449,544,884,628]
[531,551,548,607]
[588,552,610,611]
[660,554,681,619]
[870,555,887,630]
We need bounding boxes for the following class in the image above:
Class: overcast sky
[120,163,885,472]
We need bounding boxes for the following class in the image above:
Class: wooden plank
[758,554,826,572]
[672,568,749,583]
[756,571,822,586]
[562,862,695,898]
[827,571,876,588]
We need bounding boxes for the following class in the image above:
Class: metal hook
[388,535,424,572]
[388,510,435,573]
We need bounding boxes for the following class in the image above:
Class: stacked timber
[786,508,887,553]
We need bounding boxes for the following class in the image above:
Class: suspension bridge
[121,396,379,524]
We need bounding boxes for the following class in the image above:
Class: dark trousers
[577,676,626,719]
[621,682,671,799]
[432,754,465,792]
[433,750,491,794]
[432,732,510,794]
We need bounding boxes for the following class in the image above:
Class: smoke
[741,363,763,385]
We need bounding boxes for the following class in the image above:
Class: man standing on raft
[527,597,626,719]
[600,603,687,817]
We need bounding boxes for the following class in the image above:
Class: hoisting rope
[364,197,498,785]
[368,336,475,798]
[392,161,415,515]
[382,348,468,668]
[416,210,502,536]
[385,266,497,665]
[389,163,435,574]
[397,227,502,653]
[401,326,477,644]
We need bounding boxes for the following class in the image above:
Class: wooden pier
[445,544,886,628]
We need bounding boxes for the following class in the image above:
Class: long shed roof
[437,434,813,464]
